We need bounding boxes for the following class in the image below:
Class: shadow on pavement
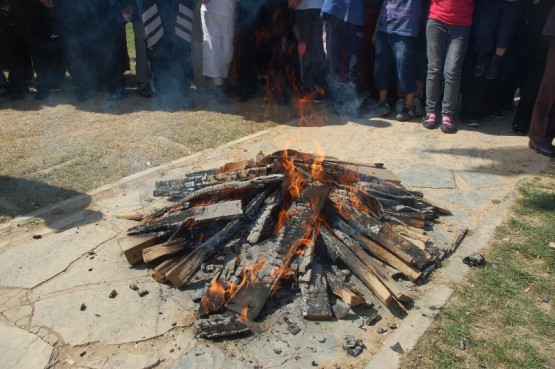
[0,176,102,231]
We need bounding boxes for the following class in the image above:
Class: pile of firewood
[118,150,452,339]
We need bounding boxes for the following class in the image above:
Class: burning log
[118,150,453,339]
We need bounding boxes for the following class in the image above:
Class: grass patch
[401,172,555,369]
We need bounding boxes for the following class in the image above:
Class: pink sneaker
[422,113,438,129]
[440,115,456,133]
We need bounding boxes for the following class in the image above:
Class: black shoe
[474,54,489,77]
[491,109,509,120]
[485,55,503,80]
[462,115,480,128]
[9,91,26,100]
[512,125,528,136]
[396,105,416,122]
[77,89,96,102]
[35,88,50,101]
[529,139,555,157]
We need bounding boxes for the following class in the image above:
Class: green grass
[401,173,555,369]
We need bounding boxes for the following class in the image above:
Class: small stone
[170,349,174,353]
[377,327,388,334]
[80,303,87,311]
[365,312,381,326]
[129,284,139,291]
[316,334,326,343]
[332,300,351,319]
[109,290,117,299]
[79,351,86,357]
[459,339,465,350]
[387,322,398,329]
[88,268,93,272]
[542,297,550,303]
[549,242,555,249]
[273,348,282,355]
[138,289,149,297]
[463,253,486,267]
[312,361,318,367]
[346,346,363,357]
[390,342,404,354]
[491,263,499,271]
[32,234,42,239]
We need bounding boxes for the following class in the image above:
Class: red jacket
[429,0,474,27]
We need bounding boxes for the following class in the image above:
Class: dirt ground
[0,85,301,223]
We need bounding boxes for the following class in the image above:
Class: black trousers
[136,0,193,101]
[0,0,61,94]
[55,0,126,94]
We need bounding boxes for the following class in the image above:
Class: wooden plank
[152,258,178,283]
[226,183,330,320]
[324,270,366,307]
[142,238,193,264]
[329,194,431,269]
[300,262,333,320]
[325,209,422,282]
[118,233,169,265]
[320,226,393,305]
[127,200,244,236]
[333,229,413,303]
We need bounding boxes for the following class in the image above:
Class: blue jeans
[426,19,471,117]
[374,31,417,96]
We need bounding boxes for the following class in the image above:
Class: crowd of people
[0,0,554,156]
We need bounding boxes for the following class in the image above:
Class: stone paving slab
[0,223,118,289]
[0,319,53,369]
[0,115,550,368]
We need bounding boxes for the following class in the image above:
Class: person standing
[135,0,195,109]
[290,0,326,103]
[200,0,236,103]
[422,0,474,133]
[372,0,422,121]
[528,4,555,157]
[0,0,60,100]
[321,0,365,115]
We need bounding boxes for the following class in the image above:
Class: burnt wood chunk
[195,314,252,339]
[127,200,244,236]
[324,269,366,307]
[320,226,393,305]
[246,190,281,244]
[227,183,330,320]
[166,189,272,288]
[300,262,333,320]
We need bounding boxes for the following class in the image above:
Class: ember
[119,150,452,339]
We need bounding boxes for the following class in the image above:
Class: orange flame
[200,276,226,315]
[240,307,250,322]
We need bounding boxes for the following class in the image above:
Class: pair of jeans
[473,0,524,54]
[374,31,417,96]
[295,8,326,94]
[425,18,471,117]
